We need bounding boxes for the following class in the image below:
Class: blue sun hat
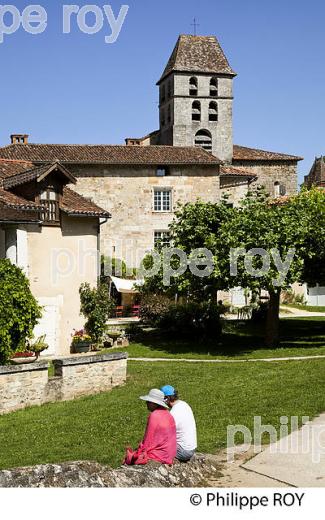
[160,385,176,397]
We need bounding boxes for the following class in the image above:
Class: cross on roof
[191,18,200,36]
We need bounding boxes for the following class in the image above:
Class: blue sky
[0,0,324,182]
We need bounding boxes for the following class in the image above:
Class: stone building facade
[304,156,325,188]
[0,158,110,355]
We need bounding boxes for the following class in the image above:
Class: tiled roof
[233,145,303,162]
[61,188,111,218]
[0,159,34,180]
[0,160,110,221]
[0,143,221,165]
[158,34,236,84]
[0,203,40,222]
[0,188,41,210]
[220,166,257,178]
[2,161,76,189]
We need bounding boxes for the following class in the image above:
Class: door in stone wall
[33,297,61,356]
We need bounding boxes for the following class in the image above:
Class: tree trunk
[265,289,281,348]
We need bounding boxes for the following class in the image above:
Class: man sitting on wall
[161,385,197,462]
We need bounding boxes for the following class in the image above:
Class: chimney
[10,134,29,145]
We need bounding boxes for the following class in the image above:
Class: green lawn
[283,304,325,313]
[124,318,325,360]
[0,359,325,470]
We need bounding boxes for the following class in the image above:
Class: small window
[189,77,198,96]
[280,184,287,196]
[209,101,218,122]
[195,129,212,152]
[210,77,218,97]
[274,181,280,197]
[40,187,60,223]
[154,231,171,249]
[153,189,172,212]
[192,101,201,122]
[156,167,169,177]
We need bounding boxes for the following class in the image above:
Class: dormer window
[189,77,198,96]
[40,187,60,224]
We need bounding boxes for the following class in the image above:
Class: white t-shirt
[170,400,197,451]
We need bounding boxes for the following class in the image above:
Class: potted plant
[72,329,92,353]
[11,351,38,365]
[10,335,49,364]
[106,328,122,347]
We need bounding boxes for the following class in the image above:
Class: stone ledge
[0,362,49,376]
[0,454,221,488]
[53,352,128,368]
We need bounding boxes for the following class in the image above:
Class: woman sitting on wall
[124,388,176,465]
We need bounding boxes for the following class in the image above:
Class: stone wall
[159,72,234,162]
[52,353,127,401]
[0,454,221,488]
[231,160,298,196]
[69,164,220,265]
[0,362,49,415]
[0,353,127,415]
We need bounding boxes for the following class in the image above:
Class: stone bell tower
[157,34,236,163]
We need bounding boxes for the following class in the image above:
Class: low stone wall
[51,353,127,401]
[0,352,127,415]
[0,362,49,415]
[0,455,222,488]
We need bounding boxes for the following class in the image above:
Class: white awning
[111,276,143,294]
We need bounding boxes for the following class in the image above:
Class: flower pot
[73,342,92,353]
[11,353,37,365]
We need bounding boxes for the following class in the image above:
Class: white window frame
[154,230,171,249]
[153,188,172,212]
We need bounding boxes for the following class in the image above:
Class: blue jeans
[176,445,195,462]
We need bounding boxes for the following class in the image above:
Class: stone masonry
[70,164,220,263]
[0,454,221,488]
[0,352,127,415]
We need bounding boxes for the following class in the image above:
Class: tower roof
[157,34,236,84]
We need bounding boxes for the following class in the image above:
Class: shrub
[0,259,42,364]
[159,302,222,339]
[139,294,171,326]
[79,282,115,347]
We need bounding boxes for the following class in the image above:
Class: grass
[0,359,325,470]
[123,318,325,360]
[283,304,325,313]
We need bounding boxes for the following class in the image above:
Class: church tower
[157,35,236,163]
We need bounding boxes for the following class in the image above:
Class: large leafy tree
[140,188,325,348]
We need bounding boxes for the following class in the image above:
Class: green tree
[139,188,325,348]
[221,187,325,347]
[0,259,42,364]
[140,199,235,301]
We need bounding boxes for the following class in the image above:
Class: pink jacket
[139,409,176,464]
